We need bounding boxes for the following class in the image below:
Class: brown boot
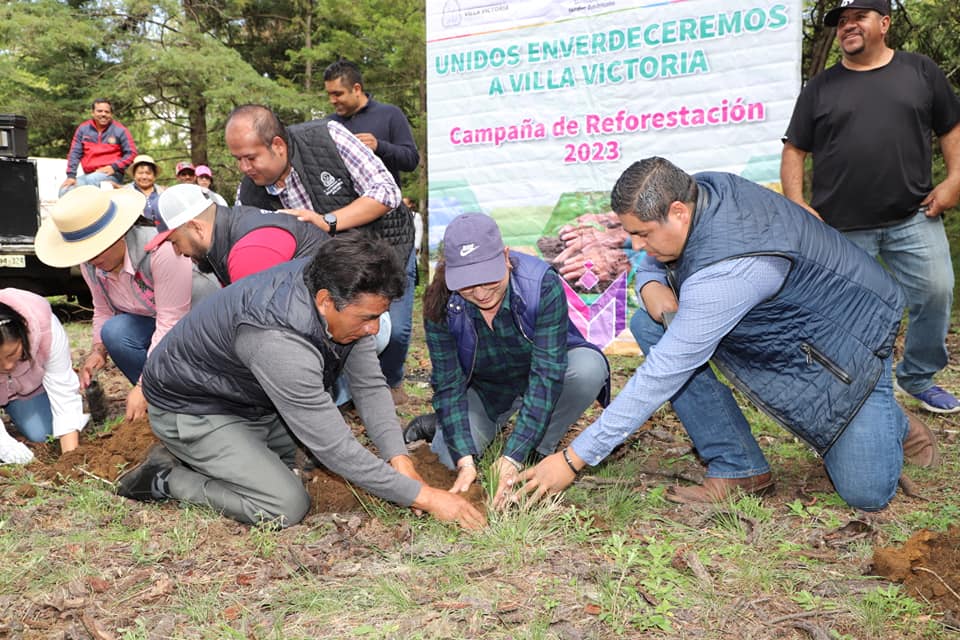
[666,472,774,504]
[903,410,940,468]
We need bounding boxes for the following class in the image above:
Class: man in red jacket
[59,99,138,196]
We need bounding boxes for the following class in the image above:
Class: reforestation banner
[426,0,802,349]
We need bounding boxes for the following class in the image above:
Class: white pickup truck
[0,156,89,301]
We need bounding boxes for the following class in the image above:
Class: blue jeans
[822,356,906,511]
[101,313,156,384]
[630,309,770,479]
[631,308,907,510]
[378,249,417,388]
[843,210,954,394]
[430,347,609,469]
[5,392,53,442]
[58,171,121,197]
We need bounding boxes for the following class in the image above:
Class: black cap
[825,0,890,27]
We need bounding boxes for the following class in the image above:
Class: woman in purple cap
[409,212,611,509]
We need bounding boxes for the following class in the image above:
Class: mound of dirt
[302,443,486,514]
[37,417,158,483]
[872,526,960,620]
[408,443,487,511]
[32,417,487,515]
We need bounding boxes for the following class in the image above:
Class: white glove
[0,432,34,464]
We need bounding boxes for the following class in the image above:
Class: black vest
[141,258,352,418]
[207,203,330,285]
[236,119,414,262]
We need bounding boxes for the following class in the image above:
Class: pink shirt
[226,227,298,282]
[82,240,194,355]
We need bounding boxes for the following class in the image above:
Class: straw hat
[35,185,145,268]
[131,154,160,174]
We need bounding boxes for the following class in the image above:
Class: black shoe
[404,413,438,444]
[116,443,179,502]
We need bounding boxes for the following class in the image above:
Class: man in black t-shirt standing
[781,0,960,414]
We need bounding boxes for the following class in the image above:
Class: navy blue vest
[208,204,329,285]
[142,258,352,418]
[670,173,905,452]
[236,119,414,262]
[445,251,611,406]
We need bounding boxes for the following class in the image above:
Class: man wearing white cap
[35,186,217,420]
[411,213,610,509]
[149,184,391,408]
[145,183,328,286]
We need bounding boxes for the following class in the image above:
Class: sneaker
[116,443,180,502]
[894,381,960,414]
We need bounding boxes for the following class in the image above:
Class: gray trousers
[148,406,310,527]
[429,347,609,469]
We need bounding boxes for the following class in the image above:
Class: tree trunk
[304,0,313,92]
[418,72,429,280]
[808,27,835,78]
[189,95,207,165]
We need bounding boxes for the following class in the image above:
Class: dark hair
[0,303,31,362]
[610,157,698,222]
[423,261,452,324]
[226,104,288,148]
[323,59,363,89]
[303,231,405,309]
[92,98,113,110]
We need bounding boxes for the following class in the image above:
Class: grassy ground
[1,297,959,639]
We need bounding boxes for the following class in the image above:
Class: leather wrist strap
[562,448,579,475]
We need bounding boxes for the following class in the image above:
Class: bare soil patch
[27,411,486,515]
[873,526,960,622]
[37,417,157,482]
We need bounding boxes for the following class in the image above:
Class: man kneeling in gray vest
[118,233,486,529]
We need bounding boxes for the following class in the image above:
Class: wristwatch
[323,213,338,236]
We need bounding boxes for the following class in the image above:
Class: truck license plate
[0,255,26,268]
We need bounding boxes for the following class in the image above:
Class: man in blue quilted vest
[520,157,939,511]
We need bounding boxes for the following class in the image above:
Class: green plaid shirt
[426,271,568,464]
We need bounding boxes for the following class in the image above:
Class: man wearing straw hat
[35,186,218,420]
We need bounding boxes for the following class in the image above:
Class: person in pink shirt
[0,289,88,463]
[35,186,218,421]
